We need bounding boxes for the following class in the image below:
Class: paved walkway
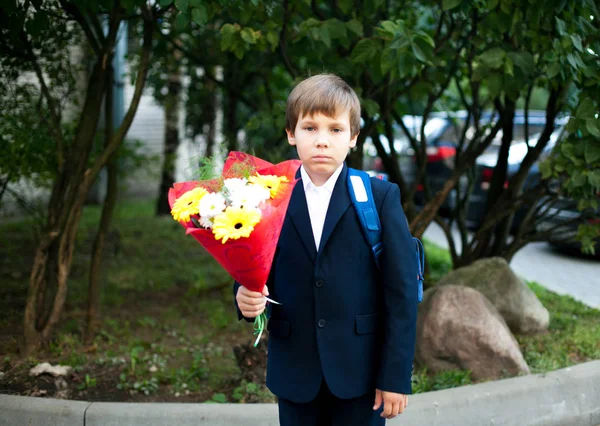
[424,223,600,309]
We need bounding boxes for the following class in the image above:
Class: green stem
[253,312,267,347]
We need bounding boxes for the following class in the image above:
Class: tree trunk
[22,12,154,355]
[85,65,118,344]
[204,70,217,158]
[156,44,183,216]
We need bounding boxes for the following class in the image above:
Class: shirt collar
[301,163,344,194]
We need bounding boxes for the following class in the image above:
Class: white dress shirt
[300,164,344,251]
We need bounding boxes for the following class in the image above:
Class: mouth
[312,155,331,161]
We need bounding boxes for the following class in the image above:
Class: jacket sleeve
[376,183,419,395]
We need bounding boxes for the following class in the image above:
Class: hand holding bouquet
[168,152,300,345]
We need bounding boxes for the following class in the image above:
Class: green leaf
[175,12,190,31]
[327,19,348,40]
[351,39,378,64]
[189,0,203,5]
[158,0,172,6]
[570,34,583,52]
[566,53,580,70]
[478,47,506,69]
[486,75,503,97]
[380,48,397,75]
[192,6,208,26]
[362,99,380,117]
[586,119,600,138]
[212,393,227,403]
[442,0,462,11]
[241,28,257,44]
[487,0,499,8]
[576,98,595,120]
[347,20,364,37]
[411,38,433,64]
[546,62,561,78]
[266,30,279,50]
[555,17,566,35]
[338,0,353,14]
[380,21,398,37]
[584,141,600,164]
[507,51,534,76]
[539,159,552,179]
[319,25,332,48]
[572,170,587,187]
[504,58,514,76]
[174,0,189,10]
[589,170,600,189]
[220,24,238,51]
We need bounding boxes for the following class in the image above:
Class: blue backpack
[347,168,425,303]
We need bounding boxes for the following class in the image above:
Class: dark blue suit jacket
[234,164,418,403]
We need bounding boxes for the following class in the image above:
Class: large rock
[416,285,530,381]
[437,257,549,335]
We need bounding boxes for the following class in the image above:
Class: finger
[239,286,264,298]
[391,401,400,418]
[238,294,266,306]
[241,304,265,316]
[398,400,405,414]
[373,389,382,410]
[380,398,392,418]
[262,286,269,296]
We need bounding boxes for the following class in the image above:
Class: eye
[304,126,315,131]
[332,128,342,133]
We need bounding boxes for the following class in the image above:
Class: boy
[235,74,418,426]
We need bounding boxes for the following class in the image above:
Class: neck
[308,172,331,187]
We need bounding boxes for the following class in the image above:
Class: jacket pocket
[355,313,379,335]
[267,318,291,338]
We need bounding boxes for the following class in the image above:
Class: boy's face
[286,111,358,186]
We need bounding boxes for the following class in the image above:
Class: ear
[349,132,359,149]
[286,129,296,146]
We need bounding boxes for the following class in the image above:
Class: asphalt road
[424,222,600,309]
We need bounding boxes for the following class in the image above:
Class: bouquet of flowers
[168,152,300,345]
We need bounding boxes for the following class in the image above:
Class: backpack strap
[347,168,425,303]
[347,168,383,268]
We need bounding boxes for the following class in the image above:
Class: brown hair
[285,74,361,137]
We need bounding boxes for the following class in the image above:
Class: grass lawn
[0,200,598,401]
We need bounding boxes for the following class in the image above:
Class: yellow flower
[212,207,261,244]
[248,174,289,198]
[171,187,208,222]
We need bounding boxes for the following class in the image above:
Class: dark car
[465,115,568,229]
[363,112,469,213]
[535,194,600,252]
[364,110,553,216]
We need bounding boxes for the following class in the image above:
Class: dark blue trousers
[277,379,385,426]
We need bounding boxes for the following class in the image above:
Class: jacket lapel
[318,164,351,258]
[287,176,317,263]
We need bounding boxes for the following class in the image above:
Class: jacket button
[318,319,326,328]
[315,280,324,288]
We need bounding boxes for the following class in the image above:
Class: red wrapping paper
[168,152,301,293]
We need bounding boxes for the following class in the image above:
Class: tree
[0,0,165,354]
[211,0,600,263]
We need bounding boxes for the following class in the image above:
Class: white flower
[229,185,265,209]
[248,184,271,203]
[199,216,215,229]
[199,192,226,219]
[223,178,248,197]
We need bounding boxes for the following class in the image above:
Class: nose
[315,131,330,148]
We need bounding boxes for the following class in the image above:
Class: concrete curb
[1,360,599,426]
